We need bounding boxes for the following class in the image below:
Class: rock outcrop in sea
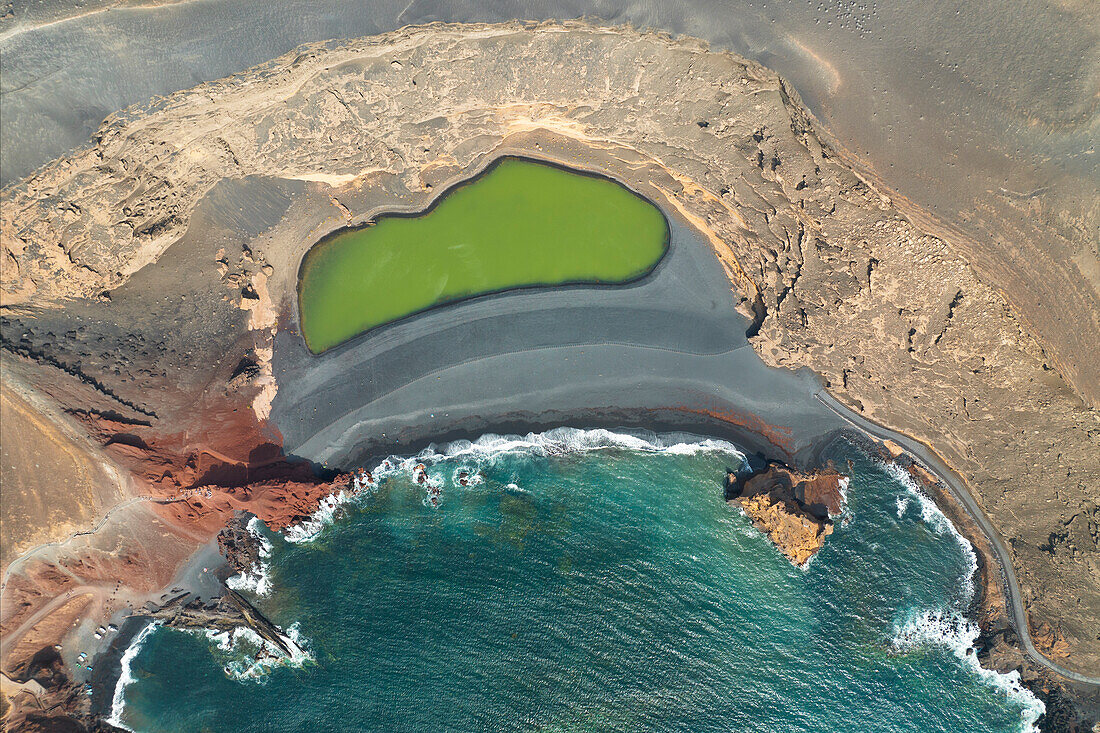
[144,588,295,658]
[726,463,846,566]
[2,20,1098,729]
[218,512,264,578]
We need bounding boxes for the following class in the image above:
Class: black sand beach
[3,20,1098,730]
[270,211,842,468]
[3,0,1095,409]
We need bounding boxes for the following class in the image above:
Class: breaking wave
[200,622,312,682]
[892,608,1045,732]
[226,516,274,596]
[427,427,744,462]
[108,618,313,728]
[283,427,745,543]
[106,621,158,731]
[283,489,355,543]
[881,458,1043,731]
[882,461,979,606]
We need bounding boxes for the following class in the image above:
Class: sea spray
[896,494,911,518]
[892,608,1045,732]
[198,621,313,682]
[883,460,980,606]
[282,428,746,543]
[106,621,158,731]
[121,431,1045,732]
[226,516,274,596]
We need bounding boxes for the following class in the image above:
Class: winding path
[0,495,182,593]
[814,390,1100,687]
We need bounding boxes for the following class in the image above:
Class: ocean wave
[106,620,159,731]
[427,427,746,462]
[284,489,353,544]
[836,475,851,508]
[200,621,312,682]
[107,619,312,727]
[882,461,979,606]
[892,608,1044,732]
[282,427,746,542]
[226,517,274,595]
[896,494,911,518]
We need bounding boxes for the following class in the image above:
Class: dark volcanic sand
[270,216,842,468]
[3,0,1096,406]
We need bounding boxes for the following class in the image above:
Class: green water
[297,158,669,353]
[114,430,1042,732]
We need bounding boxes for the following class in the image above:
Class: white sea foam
[882,461,979,605]
[895,494,911,518]
[226,516,274,595]
[106,621,158,731]
[199,621,312,682]
[879,462,1041,729]
[282,428,746,542]
[836,475,851,504]
[892,608,1045,732]
[284,489,353,543]
[427,427,745,462]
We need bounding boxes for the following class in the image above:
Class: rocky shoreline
[722,437,1099,730]
[725,461,847,566]
[6,429,1096,732]
[2,20,1096,732]
[143,588,295,659]
[860,435,1100,731]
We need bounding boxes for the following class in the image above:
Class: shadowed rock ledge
[725,463,846,566]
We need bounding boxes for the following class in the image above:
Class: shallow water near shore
[113,429,1042,732]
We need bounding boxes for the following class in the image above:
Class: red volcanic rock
[1,391,354,733]
[740,463,846,519]
[738,491,833,566]
[71,403,348,534]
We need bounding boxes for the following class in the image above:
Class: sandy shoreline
[271,200,842,470]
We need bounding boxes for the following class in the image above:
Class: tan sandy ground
[0,386,126,566]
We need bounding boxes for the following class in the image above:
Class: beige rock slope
[1,22,1097,676]
[0,386,127,566]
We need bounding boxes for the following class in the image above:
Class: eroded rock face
[728,463,846,566]
[145,588,294,658]
[217,512,262,578]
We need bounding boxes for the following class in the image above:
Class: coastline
[810,396,1100,726]
[334,394,1100,694]
[90,412,1088,732]
[2,22,1097,731]
[815,391,1100,686]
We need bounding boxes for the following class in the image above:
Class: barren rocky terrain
[1,21,1097,729]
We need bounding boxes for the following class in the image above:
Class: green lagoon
[297,158,669,353]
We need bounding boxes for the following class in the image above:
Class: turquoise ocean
[110,428,1043,732]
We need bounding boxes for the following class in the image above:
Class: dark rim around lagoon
[295,155,672,354]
